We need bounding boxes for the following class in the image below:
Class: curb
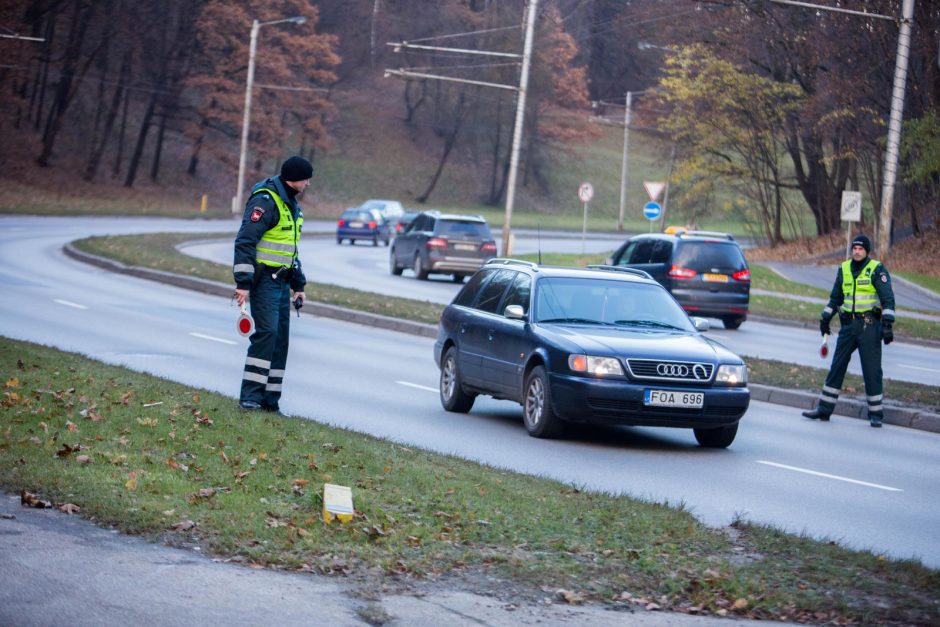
[63,243,939,433]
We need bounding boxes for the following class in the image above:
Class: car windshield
[437,220,491,239]
[535,277,694,331]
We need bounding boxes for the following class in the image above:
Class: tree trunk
[417,93,467,203]
[124,94,157,187]
[149,111,168,182]
[112,90,129,177]
[37,1,94,167]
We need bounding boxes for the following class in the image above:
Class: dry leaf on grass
[170,519,196,531]
[58,503,81,515]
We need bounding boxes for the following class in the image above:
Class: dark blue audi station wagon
[433,259,750,447]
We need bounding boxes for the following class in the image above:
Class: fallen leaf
[75,455,92,464]
[556,589,584,604]
[66,420,78,432]
[170,519,196,531]
[732,598,748,610]
[125,472,138,491]
[55,443,83,458]
[120,392,132,405]
[21,490,52,508]
[58,503,81,515]
[136,417,158,427]
[5,378,20,388]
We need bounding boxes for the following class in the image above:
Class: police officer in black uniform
[233,156,311,412]
[802,235,896,427]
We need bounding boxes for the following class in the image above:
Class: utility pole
[502,0,538,258]
[877,0,915,260]
[617,91,632,232]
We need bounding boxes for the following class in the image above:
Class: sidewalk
[0,494,792,627]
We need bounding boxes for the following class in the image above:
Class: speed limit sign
[578,182,594,203]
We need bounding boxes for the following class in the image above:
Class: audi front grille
[625,359,714,383]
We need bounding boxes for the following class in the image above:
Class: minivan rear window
[674,242,746,270]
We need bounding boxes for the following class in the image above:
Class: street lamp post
[234,16,306,215]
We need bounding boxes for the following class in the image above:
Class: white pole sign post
[841,191,862,257]
[578,182,594,253]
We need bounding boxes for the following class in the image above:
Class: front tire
[693,423,738,448]
[440,347,475,413]
[413,253,428,280]
[523,366,564,438]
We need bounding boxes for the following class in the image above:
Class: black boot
[870,416,883,428]
[802,408,831,421]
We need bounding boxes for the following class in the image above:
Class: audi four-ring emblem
[656,363,709,379]
[657,363,688,377]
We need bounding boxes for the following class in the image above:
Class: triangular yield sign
[643,181,665,201]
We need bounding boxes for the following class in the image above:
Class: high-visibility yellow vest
[253,187,303,268]
[840,258,880,313]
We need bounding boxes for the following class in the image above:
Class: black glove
[819,318,830,336]
[882,322,893,345]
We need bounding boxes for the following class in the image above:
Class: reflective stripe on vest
[253,187,303,268]
[840,258,880,313]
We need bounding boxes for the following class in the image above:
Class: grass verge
[1,338,938,624]
[72,234,939,411]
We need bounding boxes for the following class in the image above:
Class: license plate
[349,221,364,228]
[644,390,704,408]
[454,243,476,251]
[703,273,728,283]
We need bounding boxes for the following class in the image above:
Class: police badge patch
[881,274,887,282]
[250,207,265,222]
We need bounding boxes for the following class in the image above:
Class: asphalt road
[1,215,939,568]
[183,234,940,386]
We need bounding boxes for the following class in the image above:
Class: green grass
[897,271,940,294]
[1,338,937,624]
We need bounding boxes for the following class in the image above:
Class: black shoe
[239,400,262,410]
[870,416,883,428]
[802,408,831,421]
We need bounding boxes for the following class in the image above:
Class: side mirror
[504,304,526,320]
[692,317,710,332]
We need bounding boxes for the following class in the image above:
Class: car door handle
[459,324,468,334]
[488,330,495,341]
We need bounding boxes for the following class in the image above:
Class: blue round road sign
[643,201,662,220]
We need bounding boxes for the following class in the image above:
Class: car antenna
[538,224,542,265]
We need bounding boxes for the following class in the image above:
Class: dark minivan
[608,229,750,329]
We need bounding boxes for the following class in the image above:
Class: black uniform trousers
[818,314,884,419]
[239,270,292,410]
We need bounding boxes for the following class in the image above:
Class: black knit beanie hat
[280,156,313,182]
[852,234,871,254]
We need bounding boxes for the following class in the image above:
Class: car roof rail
[675,229,735,241]
[586,264,654,280]
[485,258,539,270]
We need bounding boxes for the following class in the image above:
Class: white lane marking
[54,299,88,310]
[757,460,902,492]
[189,332,238,346]
[897,364,940,374]
[397,381,437,393]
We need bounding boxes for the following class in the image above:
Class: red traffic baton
[236,304,255,337]
[819,334,829,359]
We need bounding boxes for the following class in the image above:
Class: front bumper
[549,372,749,428]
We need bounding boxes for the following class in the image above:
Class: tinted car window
[675,242,746,270]
[502,273,531,314]
[437,220,491,239]
[475,269,516,314]
[341,209,373,222]
[650,240,672,263]
[628,239,656,264]
[453,269,496,307]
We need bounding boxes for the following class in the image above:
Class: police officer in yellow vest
[233,156,311,411]
[802,235,896,427]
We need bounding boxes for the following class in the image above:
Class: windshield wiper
[613,319,684,330]
[539,317,609,325]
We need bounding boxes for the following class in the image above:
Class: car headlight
[568,354,624,377]
[715,364,747,385]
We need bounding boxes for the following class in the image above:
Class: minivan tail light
[732,269,750,282]
[481,241,498,253]
[426,237,448,249]
[669,265,697,279]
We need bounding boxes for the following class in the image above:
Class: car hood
[535,324,742,364]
